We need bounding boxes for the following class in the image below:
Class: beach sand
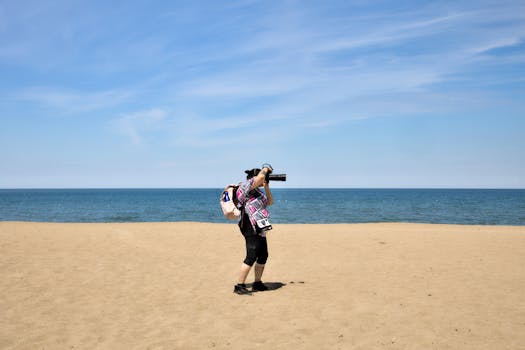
[1,222,524,349]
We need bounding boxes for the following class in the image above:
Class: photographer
[233,164,274,295]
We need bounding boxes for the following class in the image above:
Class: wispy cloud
[470,37,522,55]
[310,12,467,54]
[14,87,135,114]
[114,109,167,145]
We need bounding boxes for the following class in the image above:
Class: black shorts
[242,232,268,266]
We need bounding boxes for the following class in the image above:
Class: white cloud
[470,37,522,55]
[311,12,467,54]
[183,73,308,98]
[114,108,167,145]
[14,87,135,114]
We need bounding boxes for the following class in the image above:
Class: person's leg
[252,236,269,291]
[238,263,252,284]
[255,236,268,281]
[254,263,265,282]
[234,234,257,294]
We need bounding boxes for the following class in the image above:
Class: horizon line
[1,187,524,190]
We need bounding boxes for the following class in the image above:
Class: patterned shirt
[236,178,270,232]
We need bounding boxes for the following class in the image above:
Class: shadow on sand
[247,282,286,292]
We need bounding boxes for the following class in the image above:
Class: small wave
[105,215,141,222]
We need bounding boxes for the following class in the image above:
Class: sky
[0,0,524,188]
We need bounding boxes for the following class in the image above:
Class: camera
[256,168,286,182]
[246,167,287,182]
[267,173,287,182]
[261,163,286,182]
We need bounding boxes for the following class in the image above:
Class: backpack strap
[232,186,240,206]
[235,186,246,227]
[239,205,245,227]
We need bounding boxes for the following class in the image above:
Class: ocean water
[0,189,524,225]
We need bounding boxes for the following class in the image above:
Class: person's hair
[245,168,260,180]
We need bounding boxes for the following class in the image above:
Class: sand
[1,222,524,350]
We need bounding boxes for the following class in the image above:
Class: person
[233,164,274,295]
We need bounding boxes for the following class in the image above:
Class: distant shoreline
[2,187,525,190]
[1,221,524,228]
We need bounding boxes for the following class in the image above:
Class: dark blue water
[0,189,524,225]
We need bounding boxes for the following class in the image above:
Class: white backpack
[220,184,241,220]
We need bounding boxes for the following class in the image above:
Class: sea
[1,189,524,225]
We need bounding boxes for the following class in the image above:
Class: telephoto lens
[268,174,286,181]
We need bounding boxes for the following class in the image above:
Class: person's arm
[250,166,273,190]
[264,182,274,206]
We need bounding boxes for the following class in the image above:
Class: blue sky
[1,0,524,188]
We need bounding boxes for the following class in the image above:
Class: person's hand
[261,163,273,174]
